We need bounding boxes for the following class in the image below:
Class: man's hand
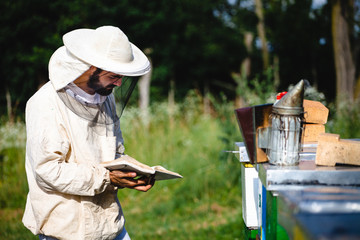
[109,170,155,192]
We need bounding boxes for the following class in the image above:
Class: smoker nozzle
[272,80,304,115]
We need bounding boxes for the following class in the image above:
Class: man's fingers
[109,170,154,191]
[133,184,153,192]
[109,170,138,180]
[125,178,149,187]
[117,171,137,178]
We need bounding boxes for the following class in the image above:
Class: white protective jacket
[22,46,126,240]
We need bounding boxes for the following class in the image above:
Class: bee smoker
[267,80,305,165]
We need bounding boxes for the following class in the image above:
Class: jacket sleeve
[25,96,111,196]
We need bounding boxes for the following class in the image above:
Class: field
[1,92,359,240]
[0,95,246,240]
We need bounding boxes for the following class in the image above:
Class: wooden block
[303,100,329,124]
[303,123,325,142]
[315,133,360,166]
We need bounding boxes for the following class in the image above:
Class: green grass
[0,98,245,240]
[0,122,37,239]
[0,209,37,240]
[118,99,244,239]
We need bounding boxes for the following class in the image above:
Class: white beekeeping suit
[22,26,150,240]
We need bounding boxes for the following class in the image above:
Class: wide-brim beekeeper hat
[64,25,150,76]
[49,26,151,91]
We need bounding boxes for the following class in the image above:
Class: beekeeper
[22,26,154,240]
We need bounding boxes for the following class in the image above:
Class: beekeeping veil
[48,26,151,125]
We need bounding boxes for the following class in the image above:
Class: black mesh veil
[57,76,138,125]
[114,76,138,117]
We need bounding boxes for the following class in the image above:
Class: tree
[114,0,243,103]
[255,0,270,70]
[138,49,152,125]
[265,0,337,97]
[331,0,356,104]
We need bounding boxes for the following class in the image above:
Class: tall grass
[0,121,27,208]
[0,93,245,240]
[0,121,34,239]
[120,92,244,239]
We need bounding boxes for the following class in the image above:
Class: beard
[94,86,114,96]
[87,70,115,96]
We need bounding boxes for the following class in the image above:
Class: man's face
[88,68,124,96]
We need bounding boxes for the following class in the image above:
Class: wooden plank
[303,123,325,142]
[315,133,360,166]
[303,100,329,124]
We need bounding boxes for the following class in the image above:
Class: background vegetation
[0,0,360,239]
[1,0,360,118]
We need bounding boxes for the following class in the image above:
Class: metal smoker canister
[268,80,304,165]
